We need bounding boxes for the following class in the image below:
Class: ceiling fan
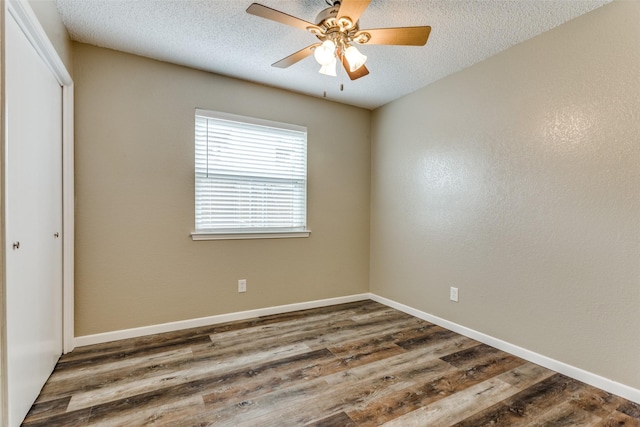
[246,0,431,80]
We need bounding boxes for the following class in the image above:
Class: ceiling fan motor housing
[315,5,340,26]
[312,3,364,47]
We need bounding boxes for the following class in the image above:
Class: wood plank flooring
[22,300,640,426]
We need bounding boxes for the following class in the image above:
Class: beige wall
[28,0,73,72]
[73,44,371,336]
[370,0,640,390]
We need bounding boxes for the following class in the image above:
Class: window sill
[191,230,311,241]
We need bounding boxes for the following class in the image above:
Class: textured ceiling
[54,0,611,109]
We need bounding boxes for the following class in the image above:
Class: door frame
[2,0,75,360]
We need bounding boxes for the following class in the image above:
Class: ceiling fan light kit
[319,57,338,76]
[344,45,367,72]
[246,0,431,81]
[314,40,337,66]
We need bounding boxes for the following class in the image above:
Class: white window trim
[191,229,311,241]
[192,109,310,241]
[196,109,307,133]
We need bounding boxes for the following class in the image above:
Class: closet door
[5,12,63,427]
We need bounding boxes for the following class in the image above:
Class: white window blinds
[195,109,307,234]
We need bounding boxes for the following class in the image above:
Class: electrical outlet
[450,286,459,302]
[238,279,247,293]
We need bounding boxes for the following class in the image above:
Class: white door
[5,12,63,427]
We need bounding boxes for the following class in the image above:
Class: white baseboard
[369,293,640,405]
[74,293,370,348]
[74,292,639,404]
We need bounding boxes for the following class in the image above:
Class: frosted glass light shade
[344,45,367,71]
[319,57,337,76]
[314,40,336,66]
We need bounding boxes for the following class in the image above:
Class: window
[192,109,309,240]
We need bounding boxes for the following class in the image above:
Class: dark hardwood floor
[22,300,640,426]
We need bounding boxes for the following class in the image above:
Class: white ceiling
[54,0,611,110]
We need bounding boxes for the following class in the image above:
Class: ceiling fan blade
[337,0,371,25]
[272,44,321,68]
[247,3,317,32]
[356,26,431,46]
[339,54,370,80]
